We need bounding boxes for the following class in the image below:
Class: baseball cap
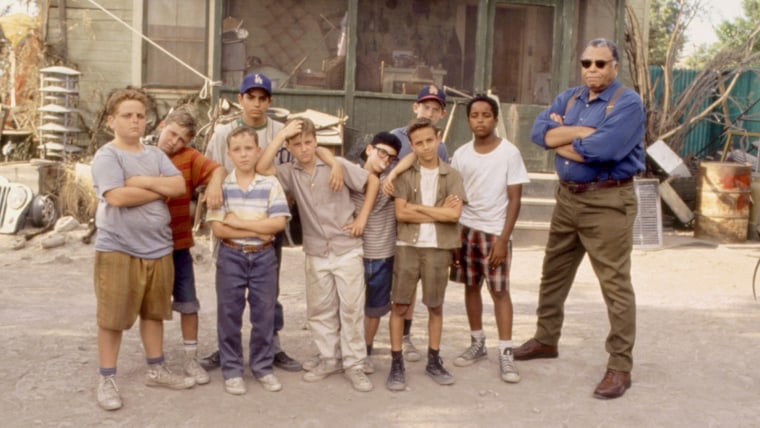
[370,131,402,154]
[239,73,272,96]
[416,85,446,107]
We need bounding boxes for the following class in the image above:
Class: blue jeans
[216,244,277,379]
[172,249,200,313]
[364,257,393,318]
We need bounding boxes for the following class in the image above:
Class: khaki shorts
[392,246,451,308]
[93,251,174,331]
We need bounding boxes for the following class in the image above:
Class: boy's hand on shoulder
[382,173,397,196]
[329,162,344,192]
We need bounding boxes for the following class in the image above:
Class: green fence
[649,67,760,158]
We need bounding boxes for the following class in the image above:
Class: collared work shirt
[392,161,467,249]
[276,157,369,257]
[530,80,646,182]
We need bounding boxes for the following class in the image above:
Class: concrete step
[512,220,550,247]
[523,172,559,198]
[520,197,555,223]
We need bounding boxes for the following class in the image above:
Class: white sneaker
[184,357,210,385]
[224,377,247,395]
[499,348,521,383]
[145,364,196,390]
[97,375,122,411]
[257,374,282,392]
[344,366,373,392]
[403,335,421,362]
[302,359,342,382]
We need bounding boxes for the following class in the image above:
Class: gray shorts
[391,246,451,308]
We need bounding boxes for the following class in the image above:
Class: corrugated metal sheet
[649,67,760,158]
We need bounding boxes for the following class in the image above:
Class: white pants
[304,247,366,369]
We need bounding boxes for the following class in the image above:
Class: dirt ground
[1,228,759,428]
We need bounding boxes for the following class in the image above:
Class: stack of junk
[37,66,82,160]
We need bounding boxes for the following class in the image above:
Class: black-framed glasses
[374,146,398,162]
[580,59,614,69]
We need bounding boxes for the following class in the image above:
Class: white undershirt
[416,166,439,247]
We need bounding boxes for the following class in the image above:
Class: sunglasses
[374,146,398,162]
[580,59,615,69]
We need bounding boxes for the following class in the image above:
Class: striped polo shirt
[206,171,291,246]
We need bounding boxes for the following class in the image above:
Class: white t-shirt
[416,166,439,247]
[451,138,529,236]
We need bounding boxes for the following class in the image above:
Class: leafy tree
[685,0,760,68]
[649,0,687,65]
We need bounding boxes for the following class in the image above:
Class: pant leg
[534,186,587,346]
[333,248,367,369]
[273,231,285,338]
[247,247,278,378]
[215,245,247,379]
[577,185,638,372]
[304,254,341,361]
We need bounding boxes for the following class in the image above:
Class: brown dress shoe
[593,369,631,399]
[513,339,558,360]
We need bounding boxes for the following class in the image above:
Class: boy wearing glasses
[349,132,402,374]
[519,38,645,399]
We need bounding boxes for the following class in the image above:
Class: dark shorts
[172,249,200,313]
[364,256,393,318]
[392,246,451,308]
[450,225,511,292]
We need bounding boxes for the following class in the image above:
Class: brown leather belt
[559,178,633,194]
[221,239,273,253]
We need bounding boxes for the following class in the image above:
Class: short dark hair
[466,95,499,118]
[163,109,197,138]
[406,117,437,139]
[370,131,402,154]
[226,126,259,148]
[586,38,619,62]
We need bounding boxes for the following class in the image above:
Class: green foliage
[649,0,690,65]
[685,0,760,68]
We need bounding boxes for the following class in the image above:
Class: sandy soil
[1,229,759,428]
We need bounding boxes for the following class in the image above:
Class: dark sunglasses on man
[580,59,615,69]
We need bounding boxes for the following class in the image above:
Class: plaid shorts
[94,251,174,331]
[450,225,511,292]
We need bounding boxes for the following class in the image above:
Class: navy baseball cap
[416,85,446,107]
[239,73,272,96]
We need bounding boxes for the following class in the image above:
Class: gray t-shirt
[92,143,180,259]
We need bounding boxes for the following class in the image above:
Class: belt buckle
[242,244,260,253]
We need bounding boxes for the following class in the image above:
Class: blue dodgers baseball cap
[239,73,272,96]
[416,85,446,107]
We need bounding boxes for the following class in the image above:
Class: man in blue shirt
[515,38,645,400]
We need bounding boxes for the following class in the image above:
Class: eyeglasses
[374,146,398,162]
[580,59,615,69]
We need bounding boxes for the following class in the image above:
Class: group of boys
[90,74,529,411]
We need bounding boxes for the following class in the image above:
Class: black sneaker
[425,356,455,385]
[385,357,406,391]
[273,351,303,372]
[199,350,220,371]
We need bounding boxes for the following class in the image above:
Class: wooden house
[45,0,649,171]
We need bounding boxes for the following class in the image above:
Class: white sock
[499,340,513,354]
[470,330,485,340]
[183,340,198,355]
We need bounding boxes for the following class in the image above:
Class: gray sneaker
[97,375,122,411]
[403,335,421,362]
[363,356,375,374]
[425,356,455,385]
[257,373,283,392]
[184,356,210,385]
[385,357,406,392]
[454,336,487,367]
[344,366,373,392]
[499,348,521,383]
[145,364,196,390]
[302,358,342,382]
